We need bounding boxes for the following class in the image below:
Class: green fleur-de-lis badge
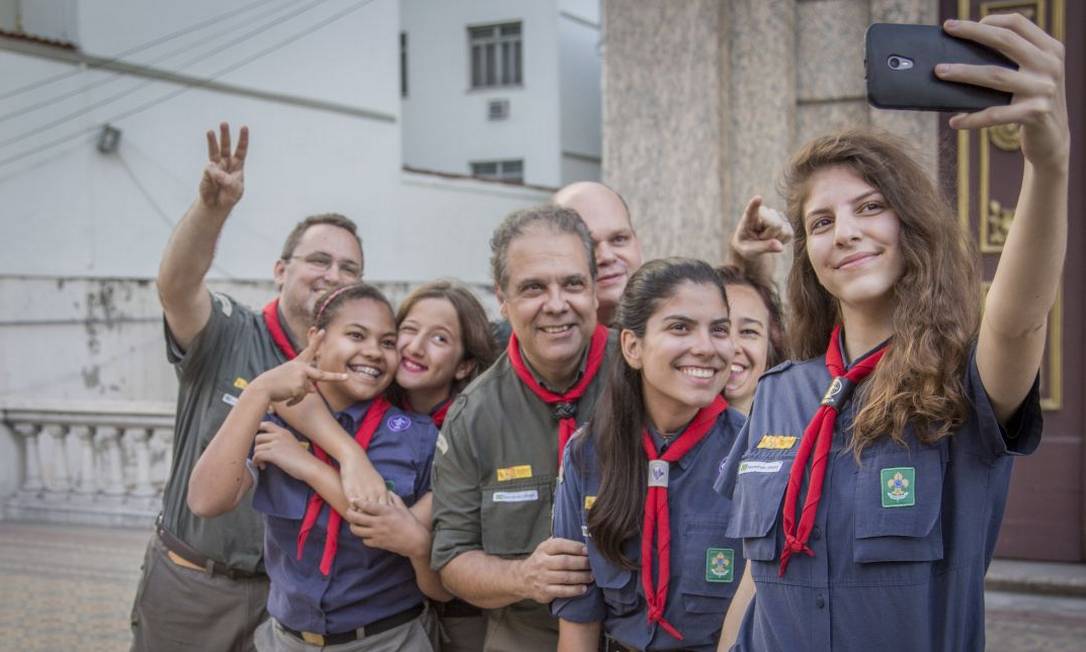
[705,548,734,582]
[880,467,915,508]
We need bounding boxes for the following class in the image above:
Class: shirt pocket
[853,444,946,564]
[586,541,639,616]
[680,520,738,614]
[725,450,795,561]
[253,464,309,520]
[480,477,554,556]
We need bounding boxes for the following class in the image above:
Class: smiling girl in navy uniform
[380,280,498,652]
[715,16,1067,652]
[553,258,747,651]
[188,283,447,651]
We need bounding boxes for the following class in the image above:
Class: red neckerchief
[430,398,452,428]
[296,396,392,576]
[640,396,727,641]
[779,324,887,575]
[262,299,298,359]
[507,324,609,466]
[403,396,452,428]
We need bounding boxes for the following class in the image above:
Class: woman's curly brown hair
[782,129,980,455]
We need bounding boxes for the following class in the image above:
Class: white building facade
[400,0,601,188]
[0,0,581,522]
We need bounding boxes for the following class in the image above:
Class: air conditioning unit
[488,99,510,121]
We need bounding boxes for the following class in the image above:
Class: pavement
[1,520,1085,651]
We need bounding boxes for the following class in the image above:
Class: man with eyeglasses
[130,124,367,652]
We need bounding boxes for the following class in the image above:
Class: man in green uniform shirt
[130,124,366,651]
[431,205,618,651]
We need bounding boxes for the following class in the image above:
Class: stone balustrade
[1,399,174,528]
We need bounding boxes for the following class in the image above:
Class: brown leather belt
[279,604,424,646]
[157,523,264,580]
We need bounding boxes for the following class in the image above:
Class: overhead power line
[0,0,333,151]
[0,0,272,102]
[0,0,379,170]
[0,0,298,126]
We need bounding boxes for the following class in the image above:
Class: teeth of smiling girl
[681,367,714,379]
[348,365,381,377]
[541,325,571,334]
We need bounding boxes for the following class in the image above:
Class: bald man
[553,182,643,326]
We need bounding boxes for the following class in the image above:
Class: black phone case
[865,23,1015,112]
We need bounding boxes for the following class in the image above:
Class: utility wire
[0,0,272,102]
[0,0,332,151]
[115,152,237,280]
[0,0,298,126]
[0,0,377,170]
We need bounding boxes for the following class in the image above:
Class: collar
[647,418,715,471]
[516,341,591,394]
[278,303,305,355]
[333,400,373,432]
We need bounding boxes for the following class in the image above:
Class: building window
[469,22,522,88]
[400,32,408,98]
[471,159,524,184]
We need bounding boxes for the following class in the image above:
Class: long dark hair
[583,258,728,569]
[783,129,978,455]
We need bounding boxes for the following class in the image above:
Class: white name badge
[222,393,239,407]
[738,460,783,474]
[493,490,539,503]
[648,460,669,487]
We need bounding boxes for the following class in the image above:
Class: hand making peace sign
[246,330,348,407]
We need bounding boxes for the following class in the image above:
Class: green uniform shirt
[160,291,294,572]
[431,330,618,625]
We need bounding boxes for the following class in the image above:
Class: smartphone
[865,23,1016,112]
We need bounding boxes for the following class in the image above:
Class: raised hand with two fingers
[246,330,347,407]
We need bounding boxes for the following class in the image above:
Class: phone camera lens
[888,56,902,70]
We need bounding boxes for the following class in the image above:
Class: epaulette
[759,359,796,379]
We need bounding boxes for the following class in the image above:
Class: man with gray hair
[430,205,618,651]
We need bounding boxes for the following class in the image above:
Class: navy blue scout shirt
[553,409,747,652]
[252,401,438,635]
[715,346,1042,652]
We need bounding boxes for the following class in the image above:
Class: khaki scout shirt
[430,330,618,626]
[160,291,292,572]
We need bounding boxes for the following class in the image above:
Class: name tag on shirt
[496,465,533,482]
[493,490,539,503]
[222,393,239,407]
[757,435,797,450]
[738,460,783,474]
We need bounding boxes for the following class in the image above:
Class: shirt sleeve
[430,404,485,571]
[415,422,439,497]
[550,439,606,623]
[964,344,1043,460]
[164,290,247,380]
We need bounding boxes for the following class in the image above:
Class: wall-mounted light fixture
[97,124,121,154]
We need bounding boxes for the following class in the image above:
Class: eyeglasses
[287,252,362,280]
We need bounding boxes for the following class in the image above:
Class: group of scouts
[128,16,1069,652]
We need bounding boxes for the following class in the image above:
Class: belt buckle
[301,631,325,646]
